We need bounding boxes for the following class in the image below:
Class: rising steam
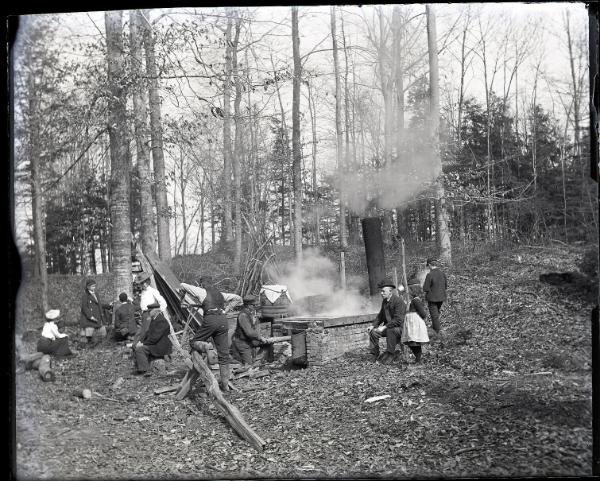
[267,248,379,317]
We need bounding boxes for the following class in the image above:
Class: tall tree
[222,10,234,245]
[105,11,132,298]
[292,6,303,263]
[142,9,171,260]
[331,6,348,251]
[232,13,243,272]
[130,10,155,255]
[426,4,452,264]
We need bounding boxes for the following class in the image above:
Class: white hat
[45,309,60,320]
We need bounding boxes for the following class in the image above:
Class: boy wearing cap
[114,292,138,342]
[230,295,272,370]
[423,257,448,336]
[38,310,74,357]
[79,279,110,346]
[367,279,407,360]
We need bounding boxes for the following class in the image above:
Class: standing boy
[423,257,448,337]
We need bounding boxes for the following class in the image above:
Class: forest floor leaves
[14,243,594,479]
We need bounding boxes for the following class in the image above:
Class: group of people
[37,273,272,391]
[368,257,448,364]
[186,276,273,391]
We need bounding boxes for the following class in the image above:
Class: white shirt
[139,285,167,312]
[41,321,68,340]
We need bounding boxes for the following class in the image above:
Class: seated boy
[114,292,137,342]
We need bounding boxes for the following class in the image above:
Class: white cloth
[41,321,68,340]
[179,283,243,314]
[139,285,167,312]
[402,312,430,344]
[260,285,293,304]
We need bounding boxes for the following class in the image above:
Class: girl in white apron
[402,284,430,363]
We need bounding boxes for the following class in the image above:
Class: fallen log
[21,351,44,365]
[38,355,55,382]
[264,336,291,343]
[189,351,267,451]
[176,369,200,400]
[25,354,55,382]
[154,385,181,395]
[164,312,266,451]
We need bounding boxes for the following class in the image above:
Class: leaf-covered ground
[14,243,594,479]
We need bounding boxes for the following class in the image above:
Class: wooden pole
[400,238,410,304]
[340,251,347,290]
[190,351,267,451]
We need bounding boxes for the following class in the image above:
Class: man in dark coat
[230,295,272,370]
[368,279,407,359]
[189,276,232,391]
[114,292,138,341]
[79,279,110,346]
[423,257,448,335]
[133,309,172,375]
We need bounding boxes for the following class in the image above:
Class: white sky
[12,2,590,255]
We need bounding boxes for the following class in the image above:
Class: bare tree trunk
[232,14,243,272]
[426,4,451,265]
[178,146,187,255]
[29,73,48,311]
[270,53,289,246]
[142,10,171,261]
[130,10,156,255]
[331,6,348,250]
[105,11,132,298]
[221,12,234,245]
[307,80,320,246]
[292,6,303,264]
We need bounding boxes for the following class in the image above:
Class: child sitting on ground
[37,309,75,357]
[113,292,137,342]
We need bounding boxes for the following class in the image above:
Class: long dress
[37,321,73,357]
[402,297,430,346]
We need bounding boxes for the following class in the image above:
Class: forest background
[10,2,595,310]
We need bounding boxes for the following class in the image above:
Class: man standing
[133,272,168,346]
[189,276,232,391]
[423,257,448,337]
[230,295,272,371]
[133,308,172,376]
[368,279,407,361]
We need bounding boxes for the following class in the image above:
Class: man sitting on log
[230,295,273,372]
[133,308,172,376]
[367,279,407,362]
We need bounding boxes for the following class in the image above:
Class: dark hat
[198,275,213,285]
[426,257,439,266]
[135,272,152,284]
[85,279,97,288]
[119,292,128,302]
[377,279,396,289]
[243,295,257,305]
